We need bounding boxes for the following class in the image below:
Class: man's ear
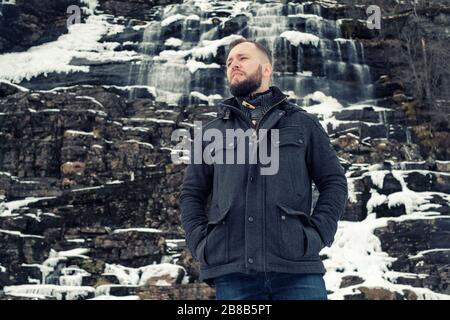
[263,63,272,78]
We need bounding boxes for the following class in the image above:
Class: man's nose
[229,61,241,71]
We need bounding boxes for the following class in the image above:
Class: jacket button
[222,220,226,225]
[281,215,286,220]
[248,258,254,264]
[298,138,303,144]
[250,176,254,182]
[248,216,254,222]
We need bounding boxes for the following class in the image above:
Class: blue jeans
[214,272,328,300]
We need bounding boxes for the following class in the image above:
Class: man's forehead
[227,43,258,61]
[227,52,251,61]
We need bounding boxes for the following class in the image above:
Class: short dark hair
[227,39,273,65]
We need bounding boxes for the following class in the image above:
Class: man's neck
[253,86,270,94]
[252,86,269,94]
[247,87,271,100]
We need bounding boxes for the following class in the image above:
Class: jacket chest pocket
[277,204,323,261]
[271,128,306,198]
[272,127,305,153]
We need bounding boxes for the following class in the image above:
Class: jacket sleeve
[178,132,213,260]
[305,115,348,247]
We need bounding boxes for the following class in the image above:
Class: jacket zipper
[219,95,288,273]
[254,96,287,134]
[254,96,286,274]
[254,97,287,273]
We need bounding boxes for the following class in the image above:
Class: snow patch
[303,91,343,119]
[280,30,320,47]
[112,228,163,234]
[161,14,186,27]
[164,37,183,48]
[139,263,185,286]
[185,59,221,74]
[80,0,98,15]
[0,15,136,83]
[368,170,390,189]
[191,91,223,106]
[192,34,244,60]
[0,197,55,217]
[64,130,95,136]
[3,285,95,300]
[409,248,450,260]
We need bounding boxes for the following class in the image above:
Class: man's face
[226,42,266,97]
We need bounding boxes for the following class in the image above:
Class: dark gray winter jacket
[179,86,348,286]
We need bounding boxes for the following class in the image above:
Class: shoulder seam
[201,117,223,130]
[291,108,329,137]
[284,102,323,125]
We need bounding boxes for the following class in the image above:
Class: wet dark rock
[92,230,168,267]
[374,203,406,218]
[138,283,215,300]
[217,14,248,38]
[344,286,417,300]
[404,171,450,193]
[19,61,140,90]
[101,28,144,44]
[0,0,78,53]
[379,173,403,195]
[340,275,365,288]
[374,218,450,258]
[98,0,183,21]
[391,250,450,294]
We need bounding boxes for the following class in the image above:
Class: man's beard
[229,65,263,97]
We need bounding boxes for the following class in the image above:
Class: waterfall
[129,1,374,105]
[384,111,390,139]
[247,2,287,63]
[141,21,162,56]
[406,126,412,144]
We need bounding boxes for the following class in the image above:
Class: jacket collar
[216,85,289,118]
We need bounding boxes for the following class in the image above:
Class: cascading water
[128,2,231,104]
[278,2,372,103]
[129,1,374,106]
